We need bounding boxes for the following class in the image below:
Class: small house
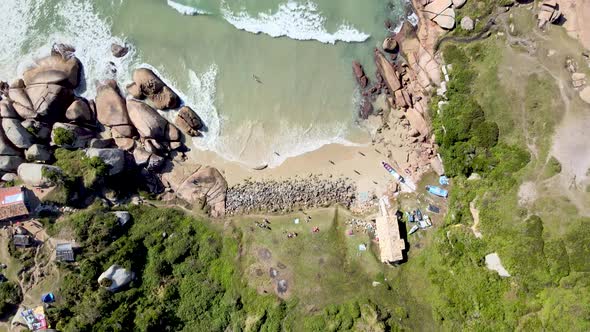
[0,186,30,223]
[55,243,74,262]
[13,234,32,247]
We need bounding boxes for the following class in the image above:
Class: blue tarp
[426,186,448,198]
[41,293,55,303]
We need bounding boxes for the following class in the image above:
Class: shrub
[0,282,22,315]
[53,127,75,146]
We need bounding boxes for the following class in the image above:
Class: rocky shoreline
[226,176,356,215]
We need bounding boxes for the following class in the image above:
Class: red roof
[0,186,28,221]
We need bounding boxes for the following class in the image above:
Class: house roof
[0,186,29,221]
[56,243,73,252]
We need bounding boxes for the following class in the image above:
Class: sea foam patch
[221,0,369,44]
[167,0,208,15]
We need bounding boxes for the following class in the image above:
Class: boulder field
[0,43,226,217]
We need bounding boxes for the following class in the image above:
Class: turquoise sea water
[0,0,412,167]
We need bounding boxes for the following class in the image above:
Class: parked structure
[55,243,75,262]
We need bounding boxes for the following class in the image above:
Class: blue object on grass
[426,185,448,198]
[439,176,450,186]
[41,293,55,303]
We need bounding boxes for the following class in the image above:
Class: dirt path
[469,200,483,239]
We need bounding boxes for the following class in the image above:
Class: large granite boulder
[174,106,202,137]
[85,148,125,175]
[2,118,34,149]
[405,108,430,136]
[25,144,52,162]
[0,100,19,118]
[375,50,401,93]
[66,99,94,123]
[0,126,21,156]
[17,163,62,187]
[433,8,455,30]
[111,43,129,58]
[461,16,474,31]
[8,84,36,119]
[95,81,135,138]
[22,54,80,88]
[50,122,94,148]
[21,120,51,142]
[161,162,227,217]
[127,68,180,110]
[382,37,399,53]
[98,264,134,292]
[127,100,180,141]
[25,83,74,119]
[0,156,25,172]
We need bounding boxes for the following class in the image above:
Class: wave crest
[221,0,369,44]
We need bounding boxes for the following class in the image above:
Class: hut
[55,243,75,262]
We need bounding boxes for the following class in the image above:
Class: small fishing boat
[426,185,448,198]
[409,225,419,235]
[382,161,405,183]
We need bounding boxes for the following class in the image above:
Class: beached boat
[382,161,405,183]
[409,225,419,235]
[426,185,448,198]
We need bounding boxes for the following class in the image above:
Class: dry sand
[185,140,397,197]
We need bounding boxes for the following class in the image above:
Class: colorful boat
[382,161,405,183]
[426,185,448,198]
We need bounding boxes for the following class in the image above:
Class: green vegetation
[39,149,110,205]
[421,30,590,330]
[46,206,412,331]
[52,127,75,146]
[0,282,22,316]
[543,156,562,179]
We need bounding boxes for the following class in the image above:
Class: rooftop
[0,186,29,222]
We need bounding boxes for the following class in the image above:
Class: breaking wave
[167,0,208,15]
[220,0,369,44]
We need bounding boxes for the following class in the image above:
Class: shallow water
[0,0,411,167]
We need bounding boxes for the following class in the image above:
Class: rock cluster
[421,0,468,30]
[0,43,225,216]
[225,176,356,215]
[538,0,561,29]
[566,56,590,104]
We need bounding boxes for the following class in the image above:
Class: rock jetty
[225,176,356,215]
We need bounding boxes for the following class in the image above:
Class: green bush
[53,127,75,146]
[0,282,22,316]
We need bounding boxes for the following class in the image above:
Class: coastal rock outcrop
[352,61,369,89]
[375,50,402,93]
[161,162,227,217]
[111,43,129,58]
[2,118,34,149]
[0,126,21,156]
[66,99,94,123]
[127,68,180,110]
[85,148,125,175]
[0,156,25,172]
[127,100,180,141]
[423,0,456,30]
[0,101,19,118]
[17,163,62,187]
[382,37,399,53]
[175,106,202,137]
[460,16,474,31]
[95,81,135,138]
[50,122,94,148]
[25,144,52,162]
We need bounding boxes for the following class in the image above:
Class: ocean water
[0,0,412,167]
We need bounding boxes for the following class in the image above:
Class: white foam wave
[0,0,43,80]
[221,0,369,44]
[167,0,208,15]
